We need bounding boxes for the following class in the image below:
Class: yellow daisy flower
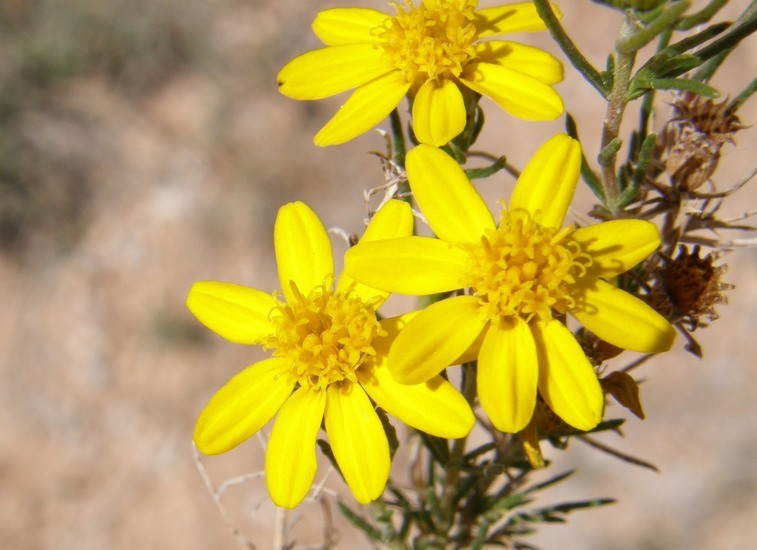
[187,200,474,508]
[278,0,565,147]
[344,135,677,433]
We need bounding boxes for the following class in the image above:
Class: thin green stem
[599,34,635,213]
[442,362,477,527]
[533,0,608,97]
[389,108,413,211]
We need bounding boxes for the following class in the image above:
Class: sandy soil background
[1,0,755,548]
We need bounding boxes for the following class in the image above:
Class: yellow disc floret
[376,0,478,82]
[467,209,592,322]
[265,283,386,392]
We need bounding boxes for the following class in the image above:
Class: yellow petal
[325,383,389,504]
[411,78,467,146]
[570,279,676,353]
[571,220,661,279]
[359,359,474,438]
[460,62,563,121]
[337,200,413,304]
[374,311,419,356]
[475,41,564,85]
[474,2,561,36]
[315,70,411,146]
[406,145,495,243]
[510,134,580,228]
[477,318,538,433]
[532,320,604,431]
[194,358,294,455]
[275,202,334,303]
[277,44,390,100]
[344,236,469,295]
[312,8,388,45]
[266,388,326,509]
[376,310,479,371]
[186,281,277,344]
[388,295,488,384]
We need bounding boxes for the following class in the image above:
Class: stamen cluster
[467,209,591,322]
[376,0,478,81]
[265,284,385,391]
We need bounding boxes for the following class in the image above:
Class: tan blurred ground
[0,0,755,548]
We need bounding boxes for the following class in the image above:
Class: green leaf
[316,438,342,478]
[566,113,606,202]
[598,138,622,166]
[677,0,729,30]
[464,157,508,180]
[617,1,691,54]
[375,407,400,458]
[338,501,383,541]
[418,432,450,465]
[627,133,657,203]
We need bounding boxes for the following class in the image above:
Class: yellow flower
[187,200,474,508]
[278,0,564,147]
[344,135,676,433]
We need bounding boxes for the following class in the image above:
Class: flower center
[375,0,478,82]
[264,283,385,392]
[466,209,592,323]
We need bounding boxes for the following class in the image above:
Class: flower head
[344,135,676,433]
[278,0,564,147]
[188,200,474,508]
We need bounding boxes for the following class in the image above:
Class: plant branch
[534,0,608,97]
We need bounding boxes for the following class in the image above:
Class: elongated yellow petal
[411,78,467,146]
[312,8,388,45]
[570,279,676,353]
[388,295,488,384]
[277,44,391,100]
[275,202,334,303]
[315,70,411,146]
[337,200,413,304]
[460,62,563,121]
[532,320,604,431]
[359,360,474,438]
[406,145,495,243]
[194,358,294,455]
[571,220,661,279]
[345,237,469,295]
[266,388,326,509]
[477,318,538,433]
[186,281,277,344]
[510,134,580,228]
[474,2,561,36]
[325,384,389,504]
[475,41,563,85]
[376,311,480,370]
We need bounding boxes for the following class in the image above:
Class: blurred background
[0,0,754,548]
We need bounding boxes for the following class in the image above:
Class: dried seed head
[651,245,733,329]
[658,93,744,191]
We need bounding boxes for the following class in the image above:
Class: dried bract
[657,92,744,191]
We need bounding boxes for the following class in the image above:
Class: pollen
[264,283,386,392]
[467,209,592,322]
[375,0,478,82]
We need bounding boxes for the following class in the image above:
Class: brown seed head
[658,93,744,191]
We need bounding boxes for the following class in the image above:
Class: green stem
[599,35,635,213]
[533,0,608,97]
[442,363,477,527]
[389,109,411,202]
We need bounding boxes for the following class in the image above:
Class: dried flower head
[658,92,744,191]
[649,245,733,342]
